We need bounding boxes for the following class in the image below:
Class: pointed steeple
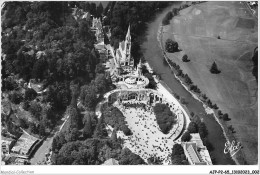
[126,24,131,42]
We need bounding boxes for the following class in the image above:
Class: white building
[183,133,212,165]
[114,25,134,73]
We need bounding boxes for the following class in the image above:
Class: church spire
[126,24,131,42]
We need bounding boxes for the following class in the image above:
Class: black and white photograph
[1,1,259,174]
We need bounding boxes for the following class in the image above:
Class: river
[141,2,235,165]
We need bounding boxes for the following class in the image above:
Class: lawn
[162,1,258,164]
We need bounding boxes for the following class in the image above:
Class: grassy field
[162,1,258,164]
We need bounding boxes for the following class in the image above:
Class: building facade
[114,25,134,73]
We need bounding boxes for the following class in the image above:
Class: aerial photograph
[1,0,258,171]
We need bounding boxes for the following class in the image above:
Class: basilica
[114,25,135,73]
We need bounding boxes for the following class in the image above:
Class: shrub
[190,112,195,117]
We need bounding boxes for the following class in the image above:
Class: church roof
[120,41,125,51]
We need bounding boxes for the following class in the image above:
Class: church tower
[124,25,131,62]
[137,59,142,76]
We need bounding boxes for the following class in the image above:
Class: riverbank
[140,2,235,165]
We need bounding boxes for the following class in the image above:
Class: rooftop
[11,132,39,155]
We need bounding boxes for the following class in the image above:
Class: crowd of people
[114,100,185,164]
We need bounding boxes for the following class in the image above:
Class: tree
[182,54,189,62]
[172,8,178,16]
[187,122,198,133]
[165,39,178,53]
[29,101,42,120]
[94,73,109,94]
[153,103,176,134]
[25,88,37,101]
[223,113,229,121]
[18,117,28,129]
[181,131,191,142]
[202,138,214,152]
[29,122,38,134]
[93,115,106,138]
[38,121,46,137]
[96,3,104,17]
[198,122,208,138]
[95,63,105,74]
[119,148,145,165]
[111,128,117,142]
[9,91,23,104]
[52,132,66,153]
[80,84,97,109]
[83,113,93,139]
[67,105,79,129]
[171,155,183,165]
[171,144,184,156]
[121,124,132,136]
[162,11,173,25]
[31,58,47,80]
[65,128,79,142]
[191,115,201,126]
[228,125,234,133]
[210,61,221,74]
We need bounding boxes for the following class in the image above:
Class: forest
[1,1,181,165]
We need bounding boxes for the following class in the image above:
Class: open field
[163,1,258,164]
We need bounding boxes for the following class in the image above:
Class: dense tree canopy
[153,103,177,134]
[171,144,188,165]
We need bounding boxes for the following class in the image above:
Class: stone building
[114,25,134,73]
